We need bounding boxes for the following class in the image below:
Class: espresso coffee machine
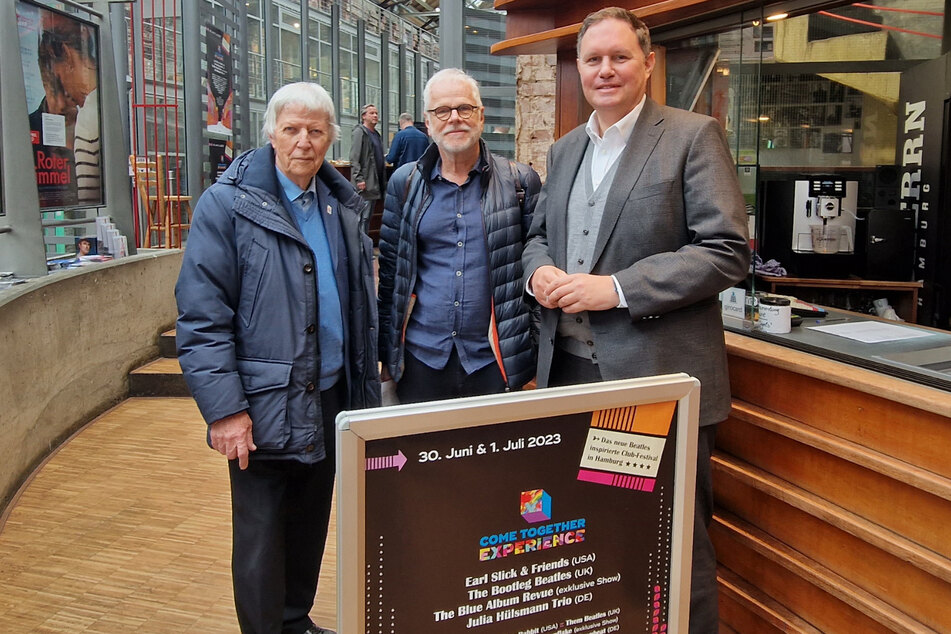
[790,178,857,255]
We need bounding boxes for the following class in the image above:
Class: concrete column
[94,0,137,254]
[182,0,203,200]
[439,0,464,69]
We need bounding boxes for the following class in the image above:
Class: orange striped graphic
[590,401,675,437]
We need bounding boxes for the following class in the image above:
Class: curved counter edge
[0,250,184,519]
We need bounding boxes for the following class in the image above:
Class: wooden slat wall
[718,333,951,632]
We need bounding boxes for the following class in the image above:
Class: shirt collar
[584,94,646,145]
[275,165,316,211]
[429,151,486,183]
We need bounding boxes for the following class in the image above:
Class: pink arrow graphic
[366,450,407,472]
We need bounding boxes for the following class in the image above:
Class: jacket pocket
[631,179,675,200]
[238,239,269,328]
[236,357,292,449]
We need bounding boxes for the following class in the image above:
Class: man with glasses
[349,103,385,232]
[377,68,542,403]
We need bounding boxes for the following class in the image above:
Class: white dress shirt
[581,97,646,307]
[584,95,646,190]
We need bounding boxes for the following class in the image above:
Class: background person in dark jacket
[378,68,541,404]
[349,103,384,232]
[175,81,380,634]
[385,112,429,169]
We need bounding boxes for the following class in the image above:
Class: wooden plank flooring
[0,397,337,633]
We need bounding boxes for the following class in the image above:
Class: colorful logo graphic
[520,489,551,524]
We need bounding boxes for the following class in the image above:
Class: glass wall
[656,0,947,327]
[219,0,437,157]
[464,8,516,158]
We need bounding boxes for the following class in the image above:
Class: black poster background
[208,138,232,183]
[898,54,951,327]
[363,409,679,633]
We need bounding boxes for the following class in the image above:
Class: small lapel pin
[326,205,333,215]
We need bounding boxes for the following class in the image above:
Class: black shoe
[304,627,336,634]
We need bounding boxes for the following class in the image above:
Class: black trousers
[227,381,343,634]
[396,347,506,404]
[549,347,719,633]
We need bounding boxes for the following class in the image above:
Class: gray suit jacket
[522,98,751,425]
[350,124,383,199]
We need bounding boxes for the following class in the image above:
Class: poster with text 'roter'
[337,377,698,634]
[17,1,103,209]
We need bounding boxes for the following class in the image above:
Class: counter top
[725,321,951,418]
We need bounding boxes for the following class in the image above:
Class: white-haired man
[378,68,541,403]
[176,82,380,634]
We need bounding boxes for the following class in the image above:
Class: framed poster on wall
[16,0,103,209]
[338,375,700,633]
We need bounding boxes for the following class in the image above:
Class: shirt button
[586,340,594,346]
[457,241,463,247]
[451,331,457,336]
[591,353,598,360]
[456,271,462,277]
[578,258,584,265]
[305,444,315,452]
[576,317,583,323]
[303,264,314,274]
[583,229,589,235]
[454,301,460,307]
[306,382,316,393]
[588,201,595,207]
[456,213,462,218]
[307,324,316,334]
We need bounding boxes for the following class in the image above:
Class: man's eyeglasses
[427,104,479,121]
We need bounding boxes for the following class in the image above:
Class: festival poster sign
[205,24,233,136]
[338,377,699,633]
[208,138,233,184]
[17,1,103,209]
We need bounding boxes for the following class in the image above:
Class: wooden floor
[0,397,337,633]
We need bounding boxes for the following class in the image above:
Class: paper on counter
[807,321,934,344]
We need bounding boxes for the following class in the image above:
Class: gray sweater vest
[556,142,622,361]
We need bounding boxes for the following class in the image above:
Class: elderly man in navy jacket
[176,82,380,634]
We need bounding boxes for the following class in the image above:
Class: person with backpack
[377,68,541,403]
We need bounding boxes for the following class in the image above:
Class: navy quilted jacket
[378,141,541,390]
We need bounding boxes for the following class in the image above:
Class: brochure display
[337,374,700,633]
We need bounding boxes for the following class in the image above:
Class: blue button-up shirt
[405,156,494,373]
[276,167,344,389]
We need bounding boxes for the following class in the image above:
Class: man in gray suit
[350,103,384,232]
[522,7,751,632]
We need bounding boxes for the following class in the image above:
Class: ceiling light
[766,12,788,22]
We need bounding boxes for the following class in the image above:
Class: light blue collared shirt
[276,167,344,389]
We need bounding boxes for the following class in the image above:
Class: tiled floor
[0,397,337,633]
